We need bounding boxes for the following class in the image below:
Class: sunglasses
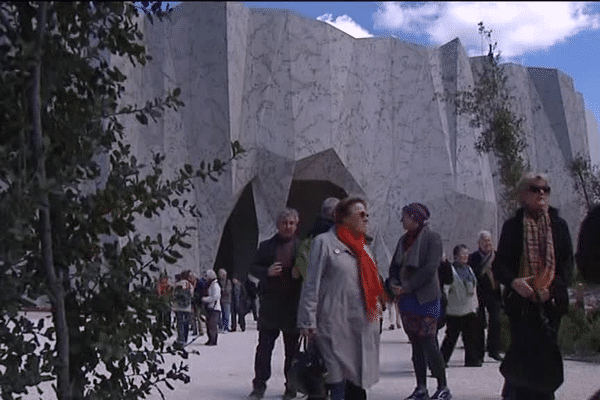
[528,185,551,194]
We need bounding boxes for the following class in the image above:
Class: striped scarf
[520,209,556,293]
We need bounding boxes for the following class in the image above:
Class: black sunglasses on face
[528,185,551,194]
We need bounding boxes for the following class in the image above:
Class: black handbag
[500,293,563,393]
[288,336,328,397]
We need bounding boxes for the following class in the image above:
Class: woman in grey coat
[388,203,451,400]
[298,197,386,400]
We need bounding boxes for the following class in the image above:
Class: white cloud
[317,13,374,38]
[373,2,600,57]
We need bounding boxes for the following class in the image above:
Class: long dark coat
[492,207,574,317]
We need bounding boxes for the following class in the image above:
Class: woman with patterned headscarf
[388,203,452,400]
[493,173,574,400]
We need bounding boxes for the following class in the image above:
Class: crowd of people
[155,265,259,349]
[154,171,599,400]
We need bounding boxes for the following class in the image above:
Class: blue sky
[165,2,600,165]
[242,1,600,165]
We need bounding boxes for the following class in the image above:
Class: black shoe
[404,387,429,400]
[489,352,504,361]
[430,387,452,400]
[465,362,482,367]
[248,388,265,399]
[282,388,297,399]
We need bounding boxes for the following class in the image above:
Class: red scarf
[336,225,385,322]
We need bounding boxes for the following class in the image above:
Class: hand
[511,277,534,299]
[300,328,316,338]
[537,288,551,302]
[391,284,405,296]
[267,262,283,277]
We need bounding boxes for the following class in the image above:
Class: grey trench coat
[297,229,380,388]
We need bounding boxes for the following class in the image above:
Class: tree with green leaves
[0,2,243,399]
[455,22,528,217]
[568,154,600,211]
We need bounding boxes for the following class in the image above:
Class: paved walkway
[18,312,600,399]
[149,318,600,400]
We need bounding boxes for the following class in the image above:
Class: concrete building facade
[113,2,589,279]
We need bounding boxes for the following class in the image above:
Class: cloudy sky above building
[242,1,600,165]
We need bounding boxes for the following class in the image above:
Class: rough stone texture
[112,2,590,278]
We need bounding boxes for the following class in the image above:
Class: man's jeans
[221,302,231,331]
[175,311,191,345]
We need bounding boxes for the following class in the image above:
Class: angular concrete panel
[113,2,590,276]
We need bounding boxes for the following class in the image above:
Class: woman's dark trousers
[206,309,221,345]
[441,313,480,366]
[407,332,447,389]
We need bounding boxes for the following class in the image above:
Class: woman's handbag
[500,293,564,393]
[288,336,328,397]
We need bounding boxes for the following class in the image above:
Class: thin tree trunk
[29,3,72,399]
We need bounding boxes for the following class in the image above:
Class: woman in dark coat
[493,173,574,400]
[388,203,451,400]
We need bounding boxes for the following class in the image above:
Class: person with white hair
[202,269,221,346]
[294,197,340,280]
[493,172,574,400]
[468,230,503,363]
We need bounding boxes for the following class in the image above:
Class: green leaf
[135,113,148,125]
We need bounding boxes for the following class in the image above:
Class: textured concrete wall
[113,2,589,278]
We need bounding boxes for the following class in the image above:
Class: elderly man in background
[294,197,340,280]
[248,208,303,400]
[469,230,503,363]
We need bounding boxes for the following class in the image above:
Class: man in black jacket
[248,208,302,400]
[469,230,503,363]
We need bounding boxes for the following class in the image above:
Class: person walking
[469,230,503,363]
[298,197,385,400]
[172,270,194,348]
[202,269,221,346]
[440,245,481,367]
[388,203,452,400]
[156,271,172,330]
[231,277,249,332]
[248,209,303,400]
[218,268,233,332]
[493,173,574,400]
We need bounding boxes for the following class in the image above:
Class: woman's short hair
[517,172,550,205]
[334,197,367,225]
[477,230,492,242]
[320,197,340,220]
[453,244,468,257]
[205,270,217,280]
[276,208,299,223]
